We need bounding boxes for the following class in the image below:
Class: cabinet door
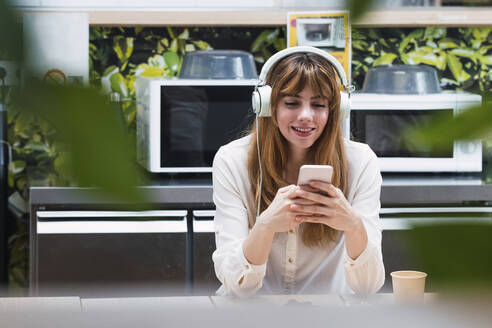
[192,210,221,295]
[380,207,492,292]
[34,210,188,298]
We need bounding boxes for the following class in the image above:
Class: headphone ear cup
[255,85,272,117]
[252,90,261,115]
[340,91,350,121]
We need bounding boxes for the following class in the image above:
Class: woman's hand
[292,181,363,233]
[257,185,315,234]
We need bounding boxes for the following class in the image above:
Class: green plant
[90,27,212,133]
[250,27,286,65]
[352,27,492,93]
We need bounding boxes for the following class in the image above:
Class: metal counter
[29,178,492,296]
[29,182,492,208]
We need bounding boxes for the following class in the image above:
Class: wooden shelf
[16,7,492,26]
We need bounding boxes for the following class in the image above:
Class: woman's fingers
[299,185,319,193]
[290,203,335,216]
[279,184,297,194]
[309,181,343,198]
[291,198,316,205]
[294,188,328,204]
[295,215,335,225]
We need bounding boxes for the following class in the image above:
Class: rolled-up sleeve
[343,148,385,296]
[211,149,266,297]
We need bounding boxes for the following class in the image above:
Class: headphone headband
[258,46,349,89]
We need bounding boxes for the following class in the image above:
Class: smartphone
[297,165,333,186]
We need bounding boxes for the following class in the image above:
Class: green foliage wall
[352,27,492,92]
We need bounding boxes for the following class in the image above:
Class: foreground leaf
[347,0,378,23]
[406,102,492,149]
[18,81,145,203]
[407,224,492,290]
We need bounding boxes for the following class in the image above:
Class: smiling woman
[211,47,385,298]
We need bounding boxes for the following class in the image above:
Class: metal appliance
[136,50,259,173]
[296,17,345,49]
[350,65,482,172]
[136,78,257,173]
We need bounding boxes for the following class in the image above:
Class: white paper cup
[391,270,427,303]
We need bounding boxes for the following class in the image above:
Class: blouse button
[245,264,250,269]
[288,229,294,234]
[288,258,293,263]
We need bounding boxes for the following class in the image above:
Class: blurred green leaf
[9,160,26,175]
[148,54,165,68]
[438,38,459,49]
[163,51,180,73]
[407,224,492,290]
[24,141,49,153]
[192,40,211,50]
[378,38,389,48]
[478,54,492,65]
[251,30,277,53]
[254,56,265,64]
[347,0,377,23]
[122,101,137,126]
[450,48,479,64]
[472,28,491,43]
[406,103,491,149]
[17,81,145,202]
[170,38,178,53]
[103,65,119,77]
[135,63,167,77]
[109,72,128,98]
[398,29,424,54]
[185,44,195,52]
[273,38,286,51]
[447,53,471,83]
[372,53,397,66]
[426,41,438,49]
[441,77,459,86]
[113,36,134,64]
[0,1,21,59]
[166,27,175,39]
[54,152,72,180]
[353,40,369,51]
[160,38,169,48]
[178,28,189,40]
[424,27,446,40]
[407,50,447,70]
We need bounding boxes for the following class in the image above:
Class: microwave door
[350,109,454,160]
[160,84,254,171]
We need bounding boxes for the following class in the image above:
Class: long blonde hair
[247,52,348,247]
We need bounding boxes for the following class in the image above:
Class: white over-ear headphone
[251,46,351,119]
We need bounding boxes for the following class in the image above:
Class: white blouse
[212,135,385,298]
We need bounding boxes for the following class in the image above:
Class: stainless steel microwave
[349,92,482,172]
[296,17,345,49]
[136,77,257,173]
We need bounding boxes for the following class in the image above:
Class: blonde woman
[212,48,385,297]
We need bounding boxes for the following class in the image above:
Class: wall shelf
[15,7,492,27]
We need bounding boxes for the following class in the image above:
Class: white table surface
[0,293,437,313]
[80,296,215,312]
[0,296,82,312]
[210,292,438,308]
[210,293,345,308]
